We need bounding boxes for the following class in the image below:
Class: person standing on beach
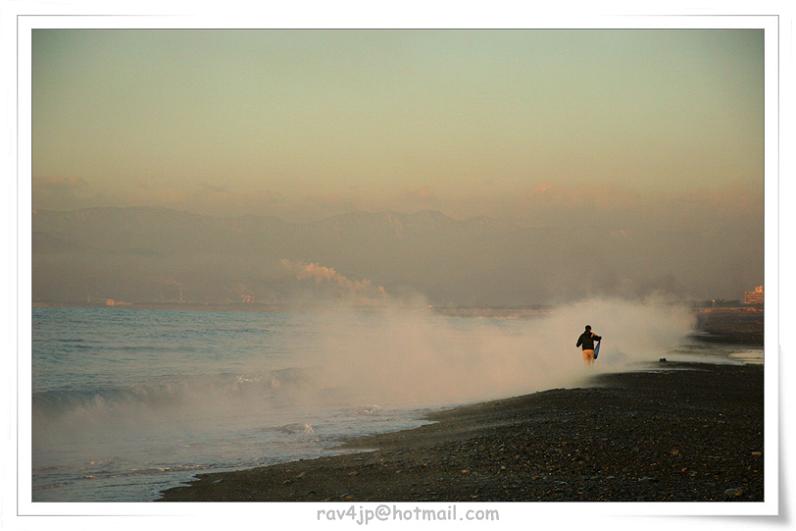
[576,325,602,366]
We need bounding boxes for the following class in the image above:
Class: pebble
[724,487,744,498]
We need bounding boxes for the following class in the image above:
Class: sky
[32,29,763,225]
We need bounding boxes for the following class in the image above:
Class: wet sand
[159,362,763,502]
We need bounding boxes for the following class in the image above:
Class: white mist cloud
[281,259,388,303]
[294,296,696,408]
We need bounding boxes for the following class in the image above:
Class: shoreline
[159,361,763,502]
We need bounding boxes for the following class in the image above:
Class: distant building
[744,285,764,305]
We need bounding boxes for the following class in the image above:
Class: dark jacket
[576,331,601,350]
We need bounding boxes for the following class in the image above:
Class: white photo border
[11,8,781,525]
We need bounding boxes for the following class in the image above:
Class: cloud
[33,176,93,211]
[403,185,436,202]
[34,176,87,192]
[280,259,388,302]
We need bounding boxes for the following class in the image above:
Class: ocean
[32,306,441,502]
[31,304,762,502]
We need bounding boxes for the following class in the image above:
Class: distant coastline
[32,301,291,313]
[694,306,764,346]
[33,301,763,335]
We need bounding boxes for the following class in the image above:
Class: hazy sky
[32,29,763,224]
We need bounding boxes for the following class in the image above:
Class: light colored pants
[582,349,595,365]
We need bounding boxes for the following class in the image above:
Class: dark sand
[159,362,763,502]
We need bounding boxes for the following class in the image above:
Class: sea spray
[295,297,695,407]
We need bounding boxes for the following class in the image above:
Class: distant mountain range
[32,206,762,306]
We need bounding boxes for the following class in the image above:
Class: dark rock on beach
[159,363,763,502]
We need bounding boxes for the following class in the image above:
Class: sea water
[32,307,437,502]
